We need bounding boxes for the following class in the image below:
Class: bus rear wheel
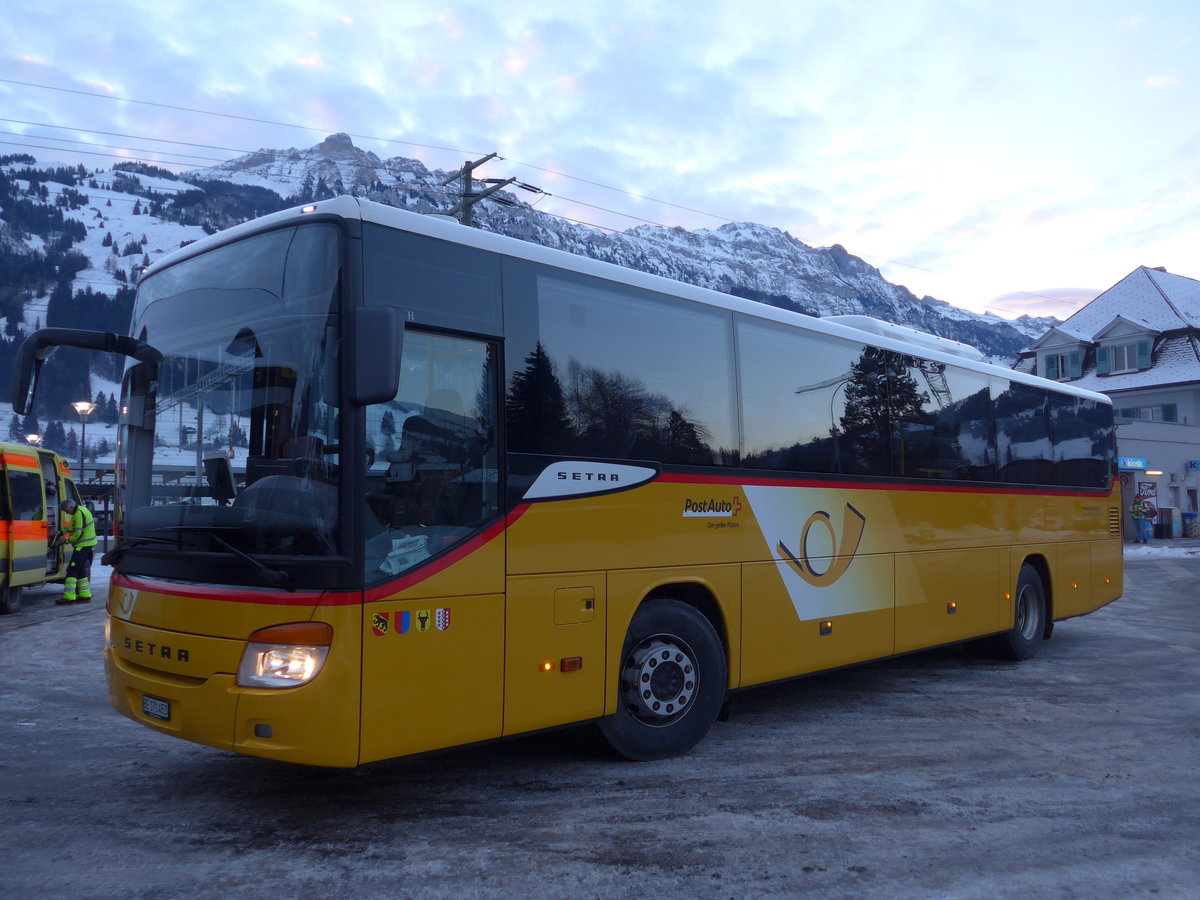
[984,564,1047,661]
[0,584,23,615]
[599,598,727,761]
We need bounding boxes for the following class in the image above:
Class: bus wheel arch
[599,591,728,761]
[644,581,730,663]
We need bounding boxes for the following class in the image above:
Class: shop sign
[1119,457,1148,470]
[1187,460,1200,472]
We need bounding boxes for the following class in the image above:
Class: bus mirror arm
[11,328,163,415]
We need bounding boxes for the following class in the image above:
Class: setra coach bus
[12,196,1122,766]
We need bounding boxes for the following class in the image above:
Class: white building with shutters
[1015,266,1200,537]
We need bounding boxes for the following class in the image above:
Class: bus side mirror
[350,307,403,406]
[11,343,51,416]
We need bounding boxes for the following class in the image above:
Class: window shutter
[1068,352,1082,379]
[1045,355,1059,379]
[1096,347,1110,375]
[1163,404,1178,423]
[1136,340,1152,370]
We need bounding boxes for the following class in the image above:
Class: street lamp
[25,433,42,446]
[72,401,96,482]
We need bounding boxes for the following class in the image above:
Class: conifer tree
[506,342,572,453]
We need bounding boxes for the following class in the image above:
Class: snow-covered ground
[1123,540,1200,559]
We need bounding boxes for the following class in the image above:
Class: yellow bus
[0,441,79,614]
[13,197,1122,765]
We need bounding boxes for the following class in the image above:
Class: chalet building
[1015,266,1200,539]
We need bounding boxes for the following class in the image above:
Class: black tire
[0,584,23,615]
[990,564,1047,661]
[599,598,727,761]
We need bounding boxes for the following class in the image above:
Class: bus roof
[143,196,1111,406]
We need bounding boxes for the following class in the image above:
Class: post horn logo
[777,503,867,587]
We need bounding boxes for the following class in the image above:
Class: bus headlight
[237,622,333,689]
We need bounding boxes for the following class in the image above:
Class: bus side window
[364,331,500,580]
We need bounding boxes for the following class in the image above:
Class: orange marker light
[560,657,583,672]
[540,661,554,672]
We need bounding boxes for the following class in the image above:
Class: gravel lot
[2,553,1198,899]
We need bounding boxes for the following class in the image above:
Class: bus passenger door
[358,331,507,763]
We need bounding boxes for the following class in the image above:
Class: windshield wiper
[101,534,179,567]
[143,524,291,589]
[110,524,292,589]
[207,532,291,589]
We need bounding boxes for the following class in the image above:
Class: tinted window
[739,320,890,476]
[511,271,736,465]
[1049,394,1112,488]
[363,224,502,335]
[891,357,995,481]
[994,381,1055,485]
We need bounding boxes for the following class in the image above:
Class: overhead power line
[0,117,256,155]
[0,129,227,164]
[0,77,479,157]
[1,79,1089,316]
[1,77,740,225]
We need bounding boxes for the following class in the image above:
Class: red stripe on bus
[111,573,335,606]
[655,472,1112,499]
[361,505,528,603]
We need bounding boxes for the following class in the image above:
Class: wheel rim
[619,633,698,726]
[1015,583,1041,641]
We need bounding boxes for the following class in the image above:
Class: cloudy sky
[2,0,1198,319]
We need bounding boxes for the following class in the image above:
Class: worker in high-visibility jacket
[57,499,97,605]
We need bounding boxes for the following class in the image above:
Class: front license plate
[142,695,171,721]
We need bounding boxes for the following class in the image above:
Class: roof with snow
[1053,267,1200,340]
[1017,266,1200,393]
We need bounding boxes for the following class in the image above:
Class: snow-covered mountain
[189,133,1055,358]
[1,133,1057,459]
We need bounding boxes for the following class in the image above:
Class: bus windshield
[114,223,344,586]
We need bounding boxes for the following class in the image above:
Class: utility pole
[441,153,518,226]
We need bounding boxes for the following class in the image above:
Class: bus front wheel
[599,598,727,761]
